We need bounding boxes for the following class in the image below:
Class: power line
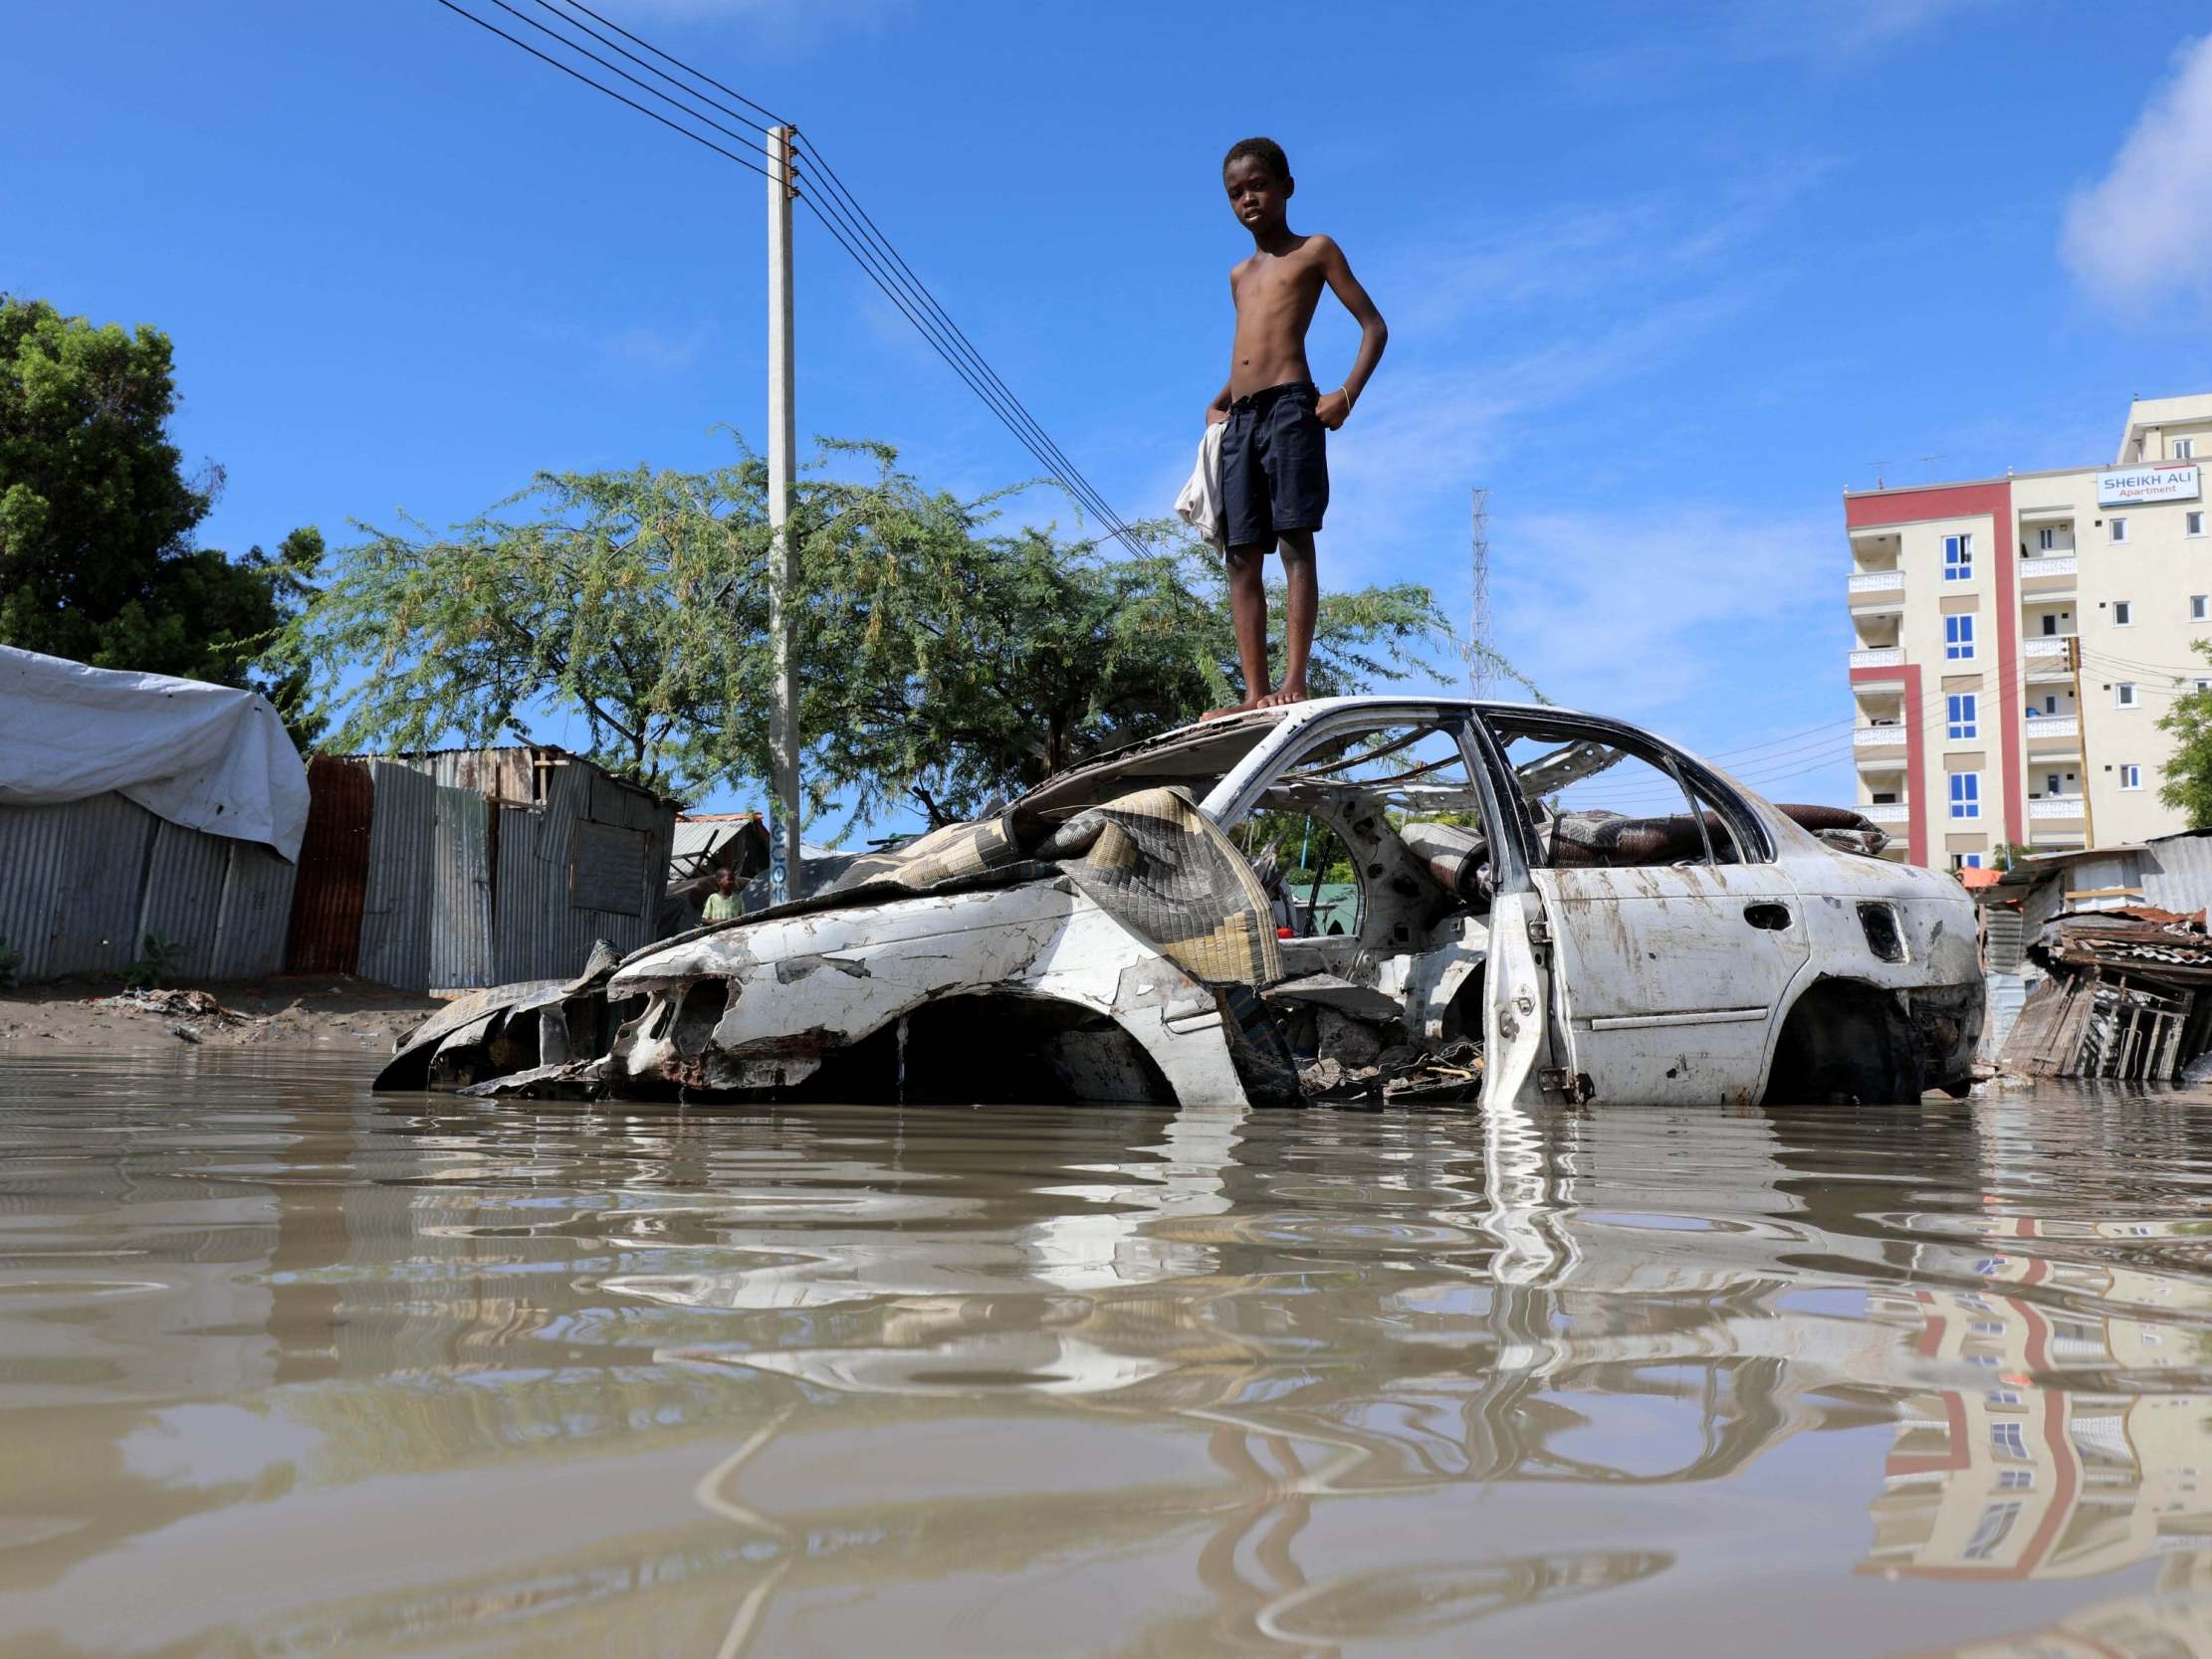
[525,0,775,133]
[793,189,1142,549]
[428,0,774,180]
[429,0,1146,554]
[483,0,775,162]
[1584,651,2060,808]
[550,0,788,126]
[794,137,1147,551]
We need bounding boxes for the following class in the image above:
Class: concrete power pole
[1468,487,1491,698]
[766,125,800,905]
[2067,634,2098,849]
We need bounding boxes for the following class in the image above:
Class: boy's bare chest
[1233,256,1323,313]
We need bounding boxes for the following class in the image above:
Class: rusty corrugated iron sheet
[285,756,372,974]
[355,760,435,992]
[346,745,676,987]
[210,842,298,981]
[430,784,494,988]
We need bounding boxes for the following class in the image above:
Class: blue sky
[8,0,2212,833]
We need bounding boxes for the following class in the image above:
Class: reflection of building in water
[1863,1219,2212,1582]
[1895,1553,2212,1659]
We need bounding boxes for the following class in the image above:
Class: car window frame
[1467,709,1777,871]
[1206,702,1516,912]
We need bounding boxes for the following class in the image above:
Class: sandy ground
[0,975,443,1056]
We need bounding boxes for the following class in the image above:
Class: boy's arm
[1313,238,1387,432]
[1205,267,1238,425]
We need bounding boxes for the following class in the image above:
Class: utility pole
[766,125,800,906]
[2067,634,2098,848]
[1468,487,1491,698]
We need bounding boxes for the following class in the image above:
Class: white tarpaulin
[0,646,310,861]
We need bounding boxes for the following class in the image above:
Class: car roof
[1008,695,1603,818]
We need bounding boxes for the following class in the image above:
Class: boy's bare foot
[1257,682,1308,708]
[1202,696,1266,721]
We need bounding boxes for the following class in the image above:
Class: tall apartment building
[1846,392,2212,870]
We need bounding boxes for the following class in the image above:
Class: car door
[1472,711,1810,1106]
[1205,702,1555,1105]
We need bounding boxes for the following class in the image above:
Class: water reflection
[1862,1232,2212,1584]
[1,1053,2211,1656]
[1899,1554,2212,1658]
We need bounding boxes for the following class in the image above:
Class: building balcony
[1850,647,1905,671]
[2019,553,2078,594]
[1847,570,1905,614]
[1859,802,1909,826]
[1853,728,1908,769]
[2028,797,2088,837]
[2022,715,2080,740]
[2024,636,2076,681]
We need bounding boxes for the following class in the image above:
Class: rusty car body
[377,698,1981,1108]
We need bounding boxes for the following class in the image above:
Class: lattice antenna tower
[1468,487,1491,698]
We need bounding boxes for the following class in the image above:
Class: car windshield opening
[1012,709,1289,821]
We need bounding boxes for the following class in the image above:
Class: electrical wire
[795,136,1148,550]
[795,192,1145,551]
[1578,650,2062,809]
[430,0,1147,554]
[792,176,1138,540]
[428,0,774,180]
[550,0,789,126]
[482,0,775,162]
[525,0,774,132]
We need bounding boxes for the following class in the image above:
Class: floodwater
[2,1057,2211,1659]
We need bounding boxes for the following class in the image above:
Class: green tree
[286,441,1505,827]
[0,296,320,738]
[797,441,1459,825]
[2158,643,2212,827]
[280,461,768,793]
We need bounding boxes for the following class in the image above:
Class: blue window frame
[1944,533,1973,580]
[1946,615,1976,660]
[1950,772,1981,819]
[1947,693,1977,739]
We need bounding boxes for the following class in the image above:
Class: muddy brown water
[2,1053,2210,1657]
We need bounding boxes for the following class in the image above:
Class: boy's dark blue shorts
[1220,380,1328,550]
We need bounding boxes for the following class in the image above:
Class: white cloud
[2063,32,2212,307]
[1319,284,1757,587]
[1797,0,1983,59]
[1558,0,1982,99]
[1488,507,1843,726]
[599,0,907,38]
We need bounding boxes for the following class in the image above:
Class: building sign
[2097,464,2199,506]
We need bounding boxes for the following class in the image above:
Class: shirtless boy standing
[1205,136,1387,712]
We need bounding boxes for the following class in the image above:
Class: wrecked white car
[376,698,1981,1108]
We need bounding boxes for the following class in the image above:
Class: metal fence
[0,795,297,982]
[282,747,675,992]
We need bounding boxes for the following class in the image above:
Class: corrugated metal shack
[0,797,299,981]
[1982,829,2212,1081]
[0,648,308,983]
[286,746,678,991]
